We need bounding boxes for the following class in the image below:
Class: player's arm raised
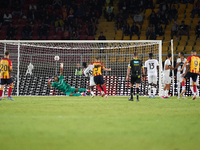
[48,78,52,87]
[103,67,111,71]
[60,63,63,76]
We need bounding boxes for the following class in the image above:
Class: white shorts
[190,76,199,85]
[177,74,184,83]
[148,74,157,84]
[163,75,171,84]
[90,76,95,86]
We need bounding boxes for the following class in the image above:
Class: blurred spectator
[68,8,75,24]
[168,5,178,23]
[171,21,179,38]
[29,3,37,11]
[177,21,189,39]
[115,17,123,31]
[192,0,200,18]
[196,21,200,38]
[157,11,168,25]
[51,11,57,25]
[62,27,71,40]
[159,1,169,13]
[155,23,164,36]
[75,5,84,18]
[91,11,98,24]
[0,12,3,28]
[130,22,140,38]
[98,32,106,53]
[133,11,143,26]
[38,23,50,40]
[84,12,91,23]
[28,10,38,23]
[86,23,95,36]
[115,9,126,23]
[75,63,82,76]
[129,0,139,14]
[119,2,128,13]
[62,5,68,19]
[6,24,16,40]
[53,0,62,10]
[98,32,106,40]
[104,4,114,21]
[146,24,156,40]
[149,11,158,26]
[144,0,153,9]
[12,1,22,17]
[22,23,32,40]
[3,11,12,25]
[55,17,64,32]
[123,22,130,36]
[71,27,79,40]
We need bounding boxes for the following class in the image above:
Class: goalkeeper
[48,63,89,96]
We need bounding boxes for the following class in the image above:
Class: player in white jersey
[144,53,159,98]
[173,52,187,98]
[82,62,95,98]
[161,53,173,98]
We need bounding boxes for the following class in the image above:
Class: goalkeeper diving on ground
[48,63,89,96]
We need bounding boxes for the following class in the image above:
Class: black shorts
[1,78,13,85]
[94,75,104,85]
[131,75,141,84]
[184,71,198,82]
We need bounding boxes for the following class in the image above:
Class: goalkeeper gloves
[48,78,51,83]
[60,63,63,69]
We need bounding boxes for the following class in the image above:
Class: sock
[165,90,169,97]
[153,87,156,96]
[91,91,94,95]
[177,83,180,97]
[148,85,151,96]
[8,87,12,97]
[193,85,197,96]
[102,85,107,95]
[190,86,194,95]
[162,90,165,96]
[130,87,133,98]
[136,88,139,100]
[0,90,3,97]
[78,88,86,92]
[72,93,82,96]
[96,85,102,92]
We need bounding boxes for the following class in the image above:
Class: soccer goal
[0,40,162,96]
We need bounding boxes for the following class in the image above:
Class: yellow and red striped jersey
[0,58,12,79]
[187,55,200,73]
[91,62,104,76]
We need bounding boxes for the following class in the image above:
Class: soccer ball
[54,56,60,61]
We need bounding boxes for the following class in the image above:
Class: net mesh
[0,41,161,96]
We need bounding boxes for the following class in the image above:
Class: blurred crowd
[0,0,105,40]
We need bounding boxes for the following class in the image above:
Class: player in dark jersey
[0,51,14,101]
[48,63,89,96]
[126,52,145,101]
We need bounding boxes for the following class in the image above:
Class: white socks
[190,86,194,95]
[165,90,169,97]
[148,85,151,96]
[153,87,156,96]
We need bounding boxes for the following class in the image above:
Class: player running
[144,53,159,98]
[190,75,199,98]
[91,57,111,98]
[82,62,95,98]
[173,52,187,99]
[161,53,173,99]
[178,50,200,100]
[126,52,145,101]
[0,51,14,101]
[48,63,89,96]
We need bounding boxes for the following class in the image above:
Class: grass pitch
[0,96,200,150]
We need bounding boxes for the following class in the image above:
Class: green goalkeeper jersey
[51,75,70,93]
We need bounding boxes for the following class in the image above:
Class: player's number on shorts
[0,64,7,72]
[149,63,154,69]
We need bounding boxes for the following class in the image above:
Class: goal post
[0,40,162,96]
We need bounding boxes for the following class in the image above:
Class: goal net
[0,40,162,96]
